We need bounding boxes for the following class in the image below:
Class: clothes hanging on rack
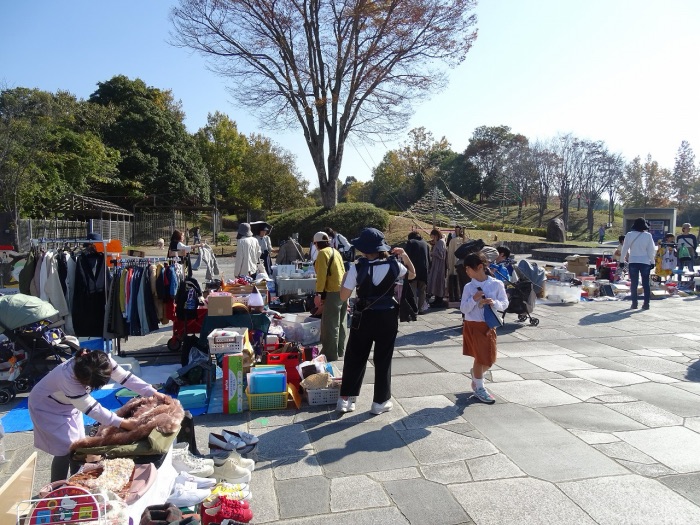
[72,250,109,337]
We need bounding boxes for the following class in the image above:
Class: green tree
[672,140,698,220]
[171,0,478,208]
[89,75,209,204]
[620,155,671,208]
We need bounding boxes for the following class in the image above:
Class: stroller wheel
[530,318,540,326]
[167,337,182,352]
[517,314,527,322]
[0,388,11,405]
[15,377,31,393]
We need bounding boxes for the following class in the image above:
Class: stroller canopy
[516,260,546,288]
[0,294,59,334]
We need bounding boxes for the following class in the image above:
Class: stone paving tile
[577,356,640,373]
[486,380,580,408]
[418,346,470,373]
[463,403,627,482]
[609,356,689,374]
[272,453,324,480]
[592,393,639,403]
[493,357,548,374]
[390,356,442,375]
[367,467,421,482]
[278,507,411,525]
[659,472,700,506]
[635,371,680,383]
[307,422,417,475]
[518,371,566,380]
[397,395,471,429]
[606,401,684,427]
[616,383,700,417]
[466,453,525,481]
[421,461,472,484]
[330,475,391,512]
[398,349,422,357]
[636,347,685,357]
[569,368,647,387]
[552,339,633,357]
[685,417,700,433]
[254,423,314,460]
[450,478,596,525]
[497,341,575,357]
[543,378,620,400]
[384,478,469,525]
[593,441,656,464]
[617,460,676,478]
[390,372,470,398]
[277,475,330,519]
[559,474,700,524]
[249,467,279,523]
[568,428,620,444]
[537,403,646,432]
[490,369,523,382]
[615,426,700,473]
[397,426,498,464]
[521,355,597,371]
[672,381,700,395]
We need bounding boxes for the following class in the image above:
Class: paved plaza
[3,259,700,524]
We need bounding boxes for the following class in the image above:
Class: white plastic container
[546,282,581,303]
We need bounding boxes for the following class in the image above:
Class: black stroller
[0,294,78,401]
[499,260,545,327]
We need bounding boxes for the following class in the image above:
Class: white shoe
[213,452,255,472]
[370,400,393,415]
[211,460,252,484]
[336,397,356,413]
[173,445,215,477]
[166,481,212,507]
[209,432,242,451]
[222,428,259,446]
[176,471,217,489]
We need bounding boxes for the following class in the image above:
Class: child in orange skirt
[460,252,509,403]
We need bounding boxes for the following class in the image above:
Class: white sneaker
[213,452,255,472]
[211,460,252,484]
[173,446,215,477]
[176,471,217,489]
[336,397,356,413]
[370,400,393,415]
[166,481,212,507]
[173,443,215,466]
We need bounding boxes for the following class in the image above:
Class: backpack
[454,239,486,260]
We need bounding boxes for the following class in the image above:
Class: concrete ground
[3,256,700,524]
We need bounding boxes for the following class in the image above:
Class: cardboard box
[207,292,233,316]
[223,354,244,414]
[567,263,589,276]
[565,255,590,264]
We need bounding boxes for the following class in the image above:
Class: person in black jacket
[404,231,430,313]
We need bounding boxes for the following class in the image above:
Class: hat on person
[351,227,390,254]
[237,223,253,238]
[632,217,650,231]
[313,231,330,243]
[247,286,265,307]
[481,246,499,263]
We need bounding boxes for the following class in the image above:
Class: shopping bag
[483,305,503,329]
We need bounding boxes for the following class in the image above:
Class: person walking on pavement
[620,217,657,310]
[427,229,447,308]
[598,225,606,244]
[405,231,430,312]
[313,231,347,361]
[336,228,415,414]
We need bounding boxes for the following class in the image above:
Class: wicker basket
[245,387,289,411]
[306,387,340,406]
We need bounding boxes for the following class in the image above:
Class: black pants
[51,454,81,482]
[340,308,398,404]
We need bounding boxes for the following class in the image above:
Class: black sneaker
[641,303,650,310]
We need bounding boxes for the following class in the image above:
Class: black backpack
[454,239,486,260]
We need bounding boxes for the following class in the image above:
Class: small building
[622,207,676,242]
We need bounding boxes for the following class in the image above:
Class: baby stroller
[499,261,544,327]
[0,294,79,400]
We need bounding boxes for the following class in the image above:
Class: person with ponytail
[28,349,167,481]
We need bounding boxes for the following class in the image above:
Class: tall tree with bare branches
[170,0,478,208]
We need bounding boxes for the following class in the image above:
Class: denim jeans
[628,262,652,305]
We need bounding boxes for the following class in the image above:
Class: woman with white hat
[234,223,262,277]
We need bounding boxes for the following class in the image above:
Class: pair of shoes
[173,444,215,477]
[209,432,246,452]
[167,480,212,507]
[222,429,259,447]
[210,459,253,484]
[140,503,181,525]
[472,387,496,405]
[336,397,356,413]
[176,471,217,489]
[207,482,252,501]
[641,302,650,310]
[202,496,253,524]
[370,400,393,415]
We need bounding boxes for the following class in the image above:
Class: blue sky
[2,1,699,188]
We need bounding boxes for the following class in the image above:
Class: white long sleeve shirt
[460,276,508,322]
[620,230,657,265]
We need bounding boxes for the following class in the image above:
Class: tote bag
[483,304,503,329]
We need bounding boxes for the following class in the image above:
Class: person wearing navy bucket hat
[336,228,416,415]
[620,217,657,310]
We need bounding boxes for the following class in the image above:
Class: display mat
[0,364,214,434]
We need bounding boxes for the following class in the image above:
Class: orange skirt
[462,320,497,368]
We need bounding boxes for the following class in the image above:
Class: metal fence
[16,218,132,251]
[132,211,198,246]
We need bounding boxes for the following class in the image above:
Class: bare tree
[553,134,580,230]
[531,140,557,227]
[170,0,477,208]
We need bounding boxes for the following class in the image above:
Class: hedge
[270,203,390,246]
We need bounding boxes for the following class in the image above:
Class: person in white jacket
[620,217,658,310]
[234,223,262,277]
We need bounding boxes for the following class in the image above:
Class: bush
[473,221,547,237]
[221,217,237,230]
[270,203,390,246]
[216,232,231,245]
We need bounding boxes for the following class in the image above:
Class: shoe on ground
[370,400,393,415]
[473,387,496,404]
[222,428,259,447]
[630,303,638,309]
[140,503,182,525]
[203,491,250,508]
[336,397,356,413]
[209,432,244,452]
[210,460,252,484]
[166,481,212,507]
[176,471,217,489]
[173,446,215,477]
[202,500,253,525]
[213,452,255,472]
[641,303,650,310]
